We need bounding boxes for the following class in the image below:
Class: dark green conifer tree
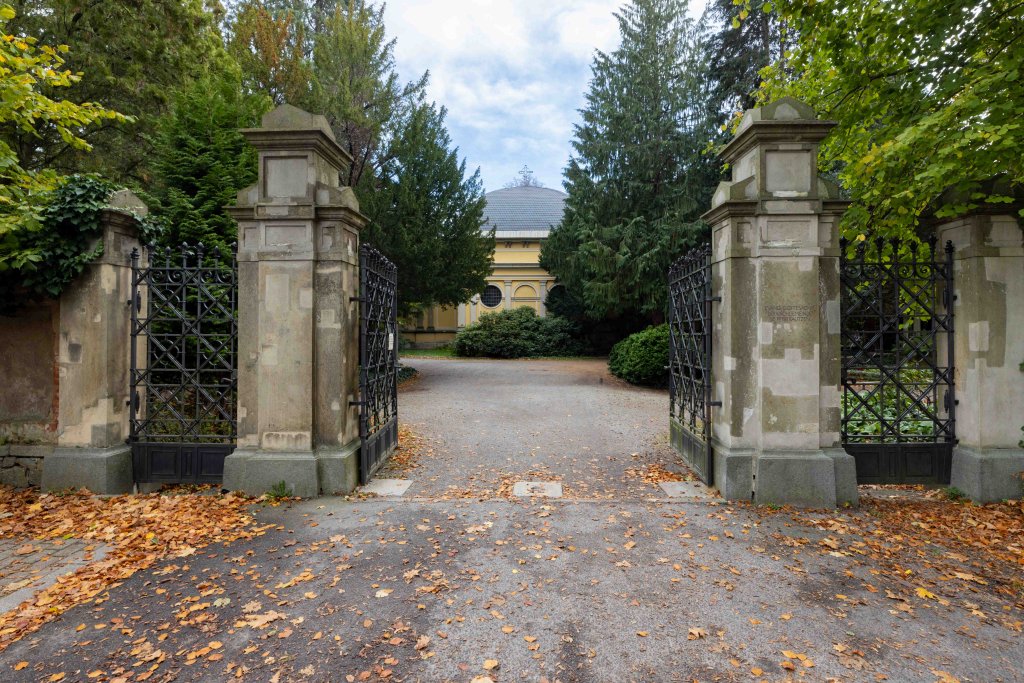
[359,102,493,316]
[540,0,721,321]
[147,70,272,262]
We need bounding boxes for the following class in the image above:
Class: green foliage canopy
[758,0,1024,238]
[0,175,115,313]
[0,4,128,308]
[147,70,272,263]
[540,0,721,321]
[3,0,226,183]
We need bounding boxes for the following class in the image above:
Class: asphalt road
[1,359,1021,682]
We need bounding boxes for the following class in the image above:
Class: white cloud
[383,0,706,191]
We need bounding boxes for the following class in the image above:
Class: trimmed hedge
[608,324,669,386]
[453,307,584,358]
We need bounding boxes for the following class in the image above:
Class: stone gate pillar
[702,97,857,507]
[223,104,366,498]
[40,191,146,494]
[930,181,1024,502]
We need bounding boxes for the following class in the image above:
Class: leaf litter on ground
[0,485,267,650]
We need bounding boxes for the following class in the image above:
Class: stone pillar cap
[719,96,836,165]
[106,188,148,216]
[241,103,353,176]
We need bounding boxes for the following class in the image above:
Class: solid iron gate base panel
[360,419,398,485]
[131,443,233,484]
[670,418,713,485]
[844,443,953,485]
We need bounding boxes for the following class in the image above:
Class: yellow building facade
[402,186,566,348]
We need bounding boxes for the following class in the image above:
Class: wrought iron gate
[840,237,956,484]
[668,245,717,484]
[355,244,399,484]
[129,244,237,484]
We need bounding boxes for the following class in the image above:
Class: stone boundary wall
[0,192,145,490]
[0,301,59,444]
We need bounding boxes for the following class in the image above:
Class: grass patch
[941,486,967,501]
[401,347,455,358]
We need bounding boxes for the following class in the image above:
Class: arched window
[480,284,503,308]
[513,284,539,312]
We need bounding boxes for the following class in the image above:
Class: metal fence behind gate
[355,243,399,484]
[129,244,238,484]
[668,245,717,484]
[840,236,956,484]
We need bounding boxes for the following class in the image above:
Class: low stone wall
[0,445,50,488]
[1,193,145,493]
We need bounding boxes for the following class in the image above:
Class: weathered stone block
[712,446,754,501]
[41,446,133,494]
[753,451,838,508]
[223,450,320,498]
[951,447,1024,502]
[827,448,859,507]
[0,445,48,488]
[316,442,359,496]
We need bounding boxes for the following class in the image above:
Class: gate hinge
[350,296,364,303]
[349,400,364,407]
[707,296,722,303]
[709,401,723,407]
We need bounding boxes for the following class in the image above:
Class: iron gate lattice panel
[840,236,955,484]
[669,245,716,484]
[357,244,399,484]
[129,244,237,484]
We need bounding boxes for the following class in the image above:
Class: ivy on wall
[0,176,156,315]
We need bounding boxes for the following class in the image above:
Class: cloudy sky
[382,0,707,193]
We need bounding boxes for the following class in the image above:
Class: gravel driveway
[394,358,687,499]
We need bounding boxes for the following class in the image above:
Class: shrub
[608,324,669,386]
[453,307,584,358]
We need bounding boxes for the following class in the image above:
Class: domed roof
[482,186,567,238]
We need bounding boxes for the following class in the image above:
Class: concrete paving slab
[659,480,714,500]
[361,478,412,497]
[512,481,563,497]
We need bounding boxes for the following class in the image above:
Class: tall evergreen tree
[705,0,788,117]
[147,70,272,263]
[307,0,427,188]
[359,102,493,315]
[540,0,720,321]
[226,0,492,313]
